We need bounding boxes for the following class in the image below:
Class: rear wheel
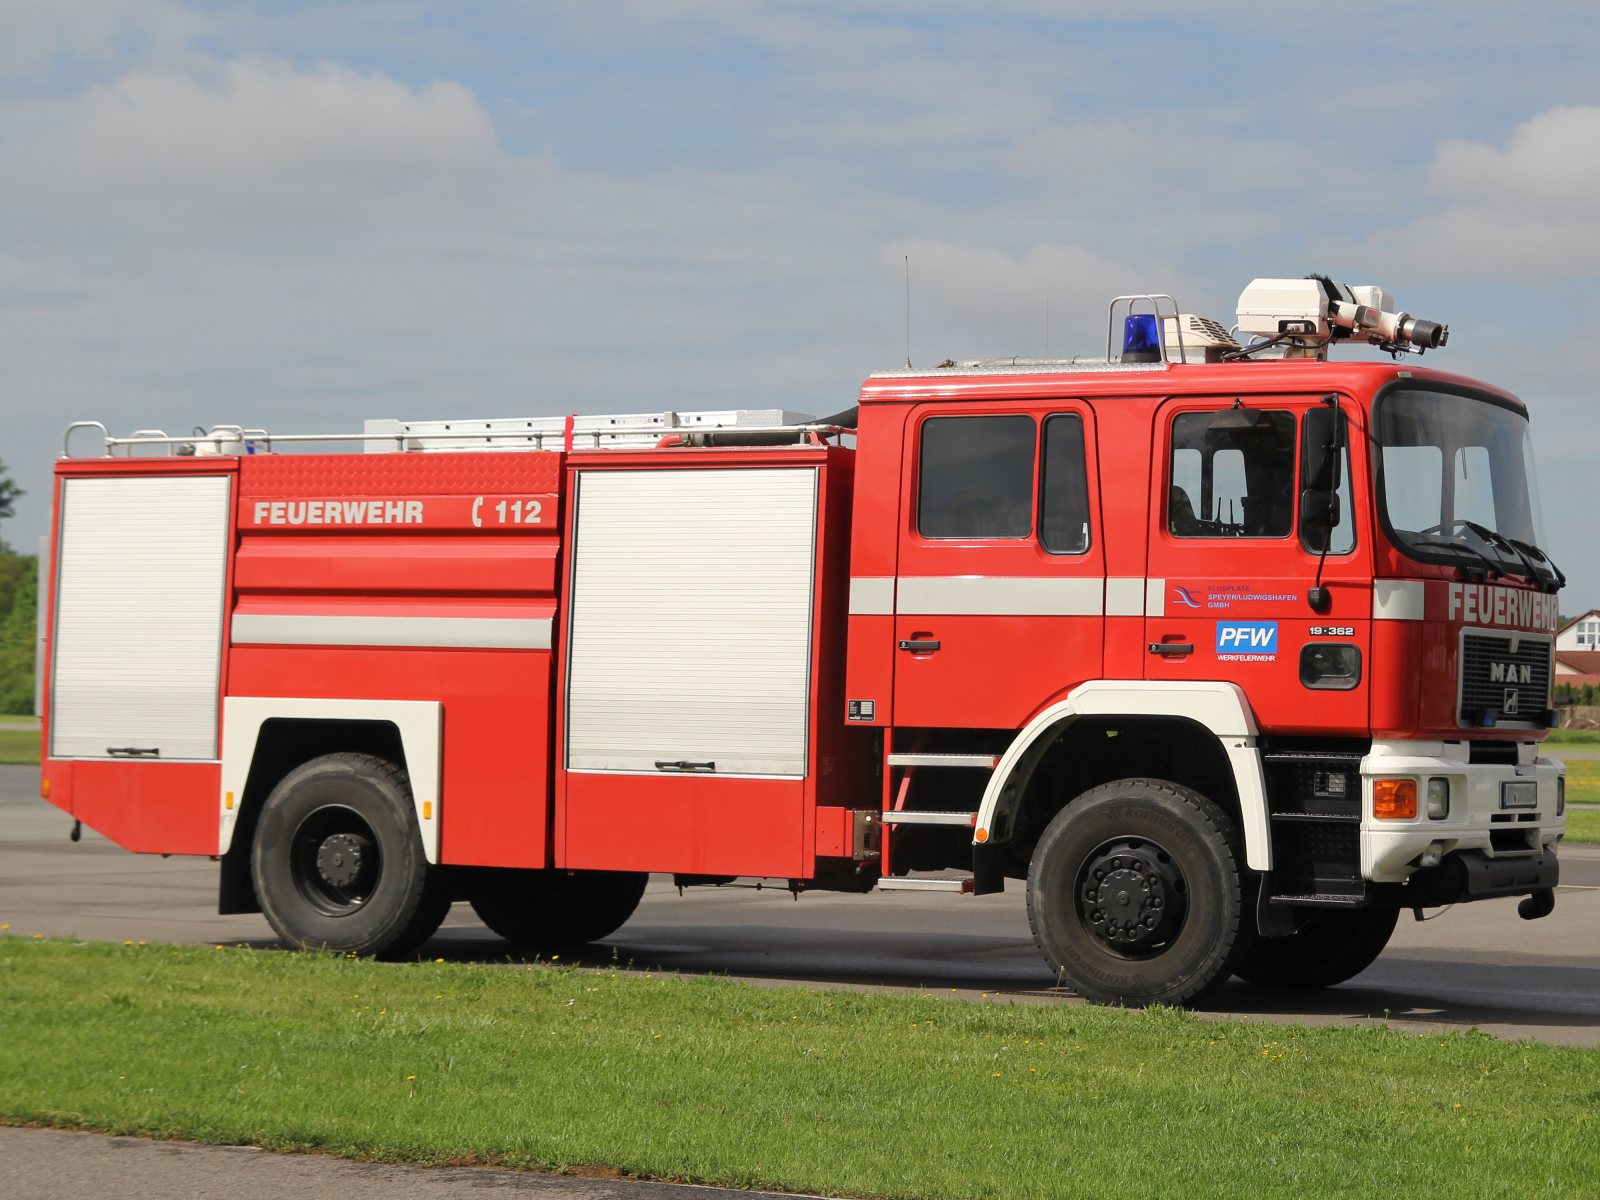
[252,753,451,959]
[1027,778,1250,1007]
[1234,905,1398,989]
[468,868,648,948]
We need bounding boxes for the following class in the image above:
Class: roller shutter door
[565,467,817,776]
[50,476,231,760]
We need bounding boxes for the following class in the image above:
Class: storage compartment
[564,467,819,777]
[50,475,231,761]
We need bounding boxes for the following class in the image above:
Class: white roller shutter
[566,467,817,776]
[50,476,231,760]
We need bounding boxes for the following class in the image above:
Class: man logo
[1489,662,1532,684]
[1503,688,1520,715]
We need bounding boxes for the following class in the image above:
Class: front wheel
[251,753,451,959]
[1234,905,1398,989]
[1027,778,1250,1007]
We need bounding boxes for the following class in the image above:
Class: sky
[3,1,1600,603]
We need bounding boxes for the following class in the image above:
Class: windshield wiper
[1400,534,1503,580]
[1506,535,1567,590]
[1456,521,1545,584]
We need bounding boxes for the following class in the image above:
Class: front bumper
[1359,741,1565,884]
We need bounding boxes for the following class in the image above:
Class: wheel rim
[290,804,381,917]
[1076,837,1188,958]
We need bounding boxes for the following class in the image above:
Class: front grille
[1459,632,1551,726]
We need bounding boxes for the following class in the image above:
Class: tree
[0,461,35,713]
[0,555,36,715]
[0,456,20,530]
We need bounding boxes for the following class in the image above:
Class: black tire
[468,868,648,947]
[251,753,451,959]
[1234,905,1398,989]
[1027,778,1250,1007]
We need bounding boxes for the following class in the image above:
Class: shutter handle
[898,639,940,652]
[1148,643,1194,656]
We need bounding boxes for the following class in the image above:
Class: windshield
[1375,387,1560,587]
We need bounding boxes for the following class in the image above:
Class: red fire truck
[36,277,1569,1007]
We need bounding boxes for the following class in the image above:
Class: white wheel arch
[217,697,443,862]
[974,680,1271,871]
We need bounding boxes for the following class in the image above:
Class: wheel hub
[1080,841,1186,953]
[316,832,371,889]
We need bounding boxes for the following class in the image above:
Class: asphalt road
[0,1126,806,1200]
[3,765,1598,1049]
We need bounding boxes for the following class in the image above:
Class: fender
[217,697,443,862]
[974,679,1271,872]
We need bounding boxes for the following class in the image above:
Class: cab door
[892,403,1105,729]
[1143,394,1370,734]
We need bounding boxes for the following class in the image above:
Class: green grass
[1561,760,1600,804]
[0,727,38,764]
[1,939,1596,1199]
[1543,729,1600,744]
[1564,809,1600,844]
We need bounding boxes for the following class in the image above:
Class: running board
[885,753,999,769]
[882,811,977,826]
[877,877,975,893]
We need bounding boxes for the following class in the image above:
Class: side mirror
[1302,406,1340,492]
[1300,487,1340,532]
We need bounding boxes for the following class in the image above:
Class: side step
[878,877,975,893]
[882,811,977,826]
[886,753,999,769]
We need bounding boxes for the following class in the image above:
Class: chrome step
[882,811,977,826]
[886,753,999,769]
[877,877,975,893]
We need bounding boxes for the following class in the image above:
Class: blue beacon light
[1122,314,1162,363]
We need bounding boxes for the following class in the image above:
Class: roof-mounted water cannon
[1235,276,1448,360]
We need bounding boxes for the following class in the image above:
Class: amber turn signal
[1373,778,1417,819]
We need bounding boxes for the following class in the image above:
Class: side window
[918,415,1035,539]
[1300,407,1355,554]
[1168,408,1296,538]
[1040,413,1091,554]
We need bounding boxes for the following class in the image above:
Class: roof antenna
[903,255,913,369]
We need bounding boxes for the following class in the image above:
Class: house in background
[1555,650,1600,691]
[1556,610,1600,652]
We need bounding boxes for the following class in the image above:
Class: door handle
[1148,643,1194,656]
[898,639,941,652]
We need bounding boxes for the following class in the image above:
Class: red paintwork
[42,358,1552,869]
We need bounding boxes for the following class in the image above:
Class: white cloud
[0,57,557,240]
[0,0,201,78]
[1362,106,1600,280]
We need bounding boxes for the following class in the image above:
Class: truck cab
[842,286,1565,1004]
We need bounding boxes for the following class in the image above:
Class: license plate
[1500,780,1538,809]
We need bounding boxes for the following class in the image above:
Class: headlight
[1426,777,1450,820]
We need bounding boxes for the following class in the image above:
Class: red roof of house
[1555,651,1600,675]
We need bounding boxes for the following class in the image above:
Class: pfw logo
[1215,621,1278,659]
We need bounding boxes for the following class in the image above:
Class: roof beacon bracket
[1107,294,1184,364]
